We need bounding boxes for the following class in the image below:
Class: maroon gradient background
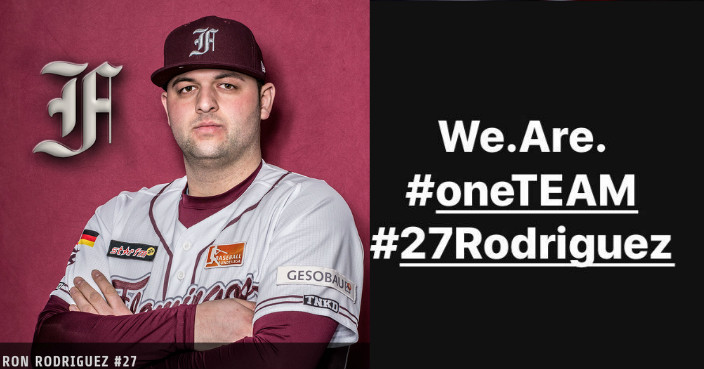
[0,0,369,353]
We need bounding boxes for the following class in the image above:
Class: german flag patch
[77,229,99,247]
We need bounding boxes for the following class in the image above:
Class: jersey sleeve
[254,180,364,346]
[49,199,116,304]
[35,193,196,360]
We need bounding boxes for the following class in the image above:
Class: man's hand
[69,269,256,350]
[194,298,255,351]
[68,269,133,316]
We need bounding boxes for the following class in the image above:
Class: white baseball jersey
[51,161,364,345]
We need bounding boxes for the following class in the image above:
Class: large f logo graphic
[34,61,122,157]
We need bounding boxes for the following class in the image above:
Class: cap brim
[151,62,266,89]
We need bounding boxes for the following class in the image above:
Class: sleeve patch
[256,295,359,327]
[276,266,357,302]
[303,295,339,313]
[77,229,99,247]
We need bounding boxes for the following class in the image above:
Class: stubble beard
[175,110,261,170]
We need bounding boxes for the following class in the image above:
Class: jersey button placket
[176,270,185,280]
[183,241,191,251]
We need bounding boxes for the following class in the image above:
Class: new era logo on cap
[151,15,266,88]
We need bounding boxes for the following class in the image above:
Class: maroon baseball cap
[151,15,266,89]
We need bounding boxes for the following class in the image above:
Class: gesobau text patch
[277,266,356,302]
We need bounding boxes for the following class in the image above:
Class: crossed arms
[33,177,362,368]
[33,270,337,369]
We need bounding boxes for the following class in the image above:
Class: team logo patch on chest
[205,242,245,268]
[107,240,158,261]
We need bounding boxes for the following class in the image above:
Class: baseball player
[33,16,364,368]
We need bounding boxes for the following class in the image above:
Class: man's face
[161,69,272,166]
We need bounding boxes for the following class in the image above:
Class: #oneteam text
[410,173,635,208]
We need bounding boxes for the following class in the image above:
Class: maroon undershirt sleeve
[33,295,196,364]
[33,295,339,369]
[147,312,338,369]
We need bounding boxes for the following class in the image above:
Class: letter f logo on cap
[190,28,218,57]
